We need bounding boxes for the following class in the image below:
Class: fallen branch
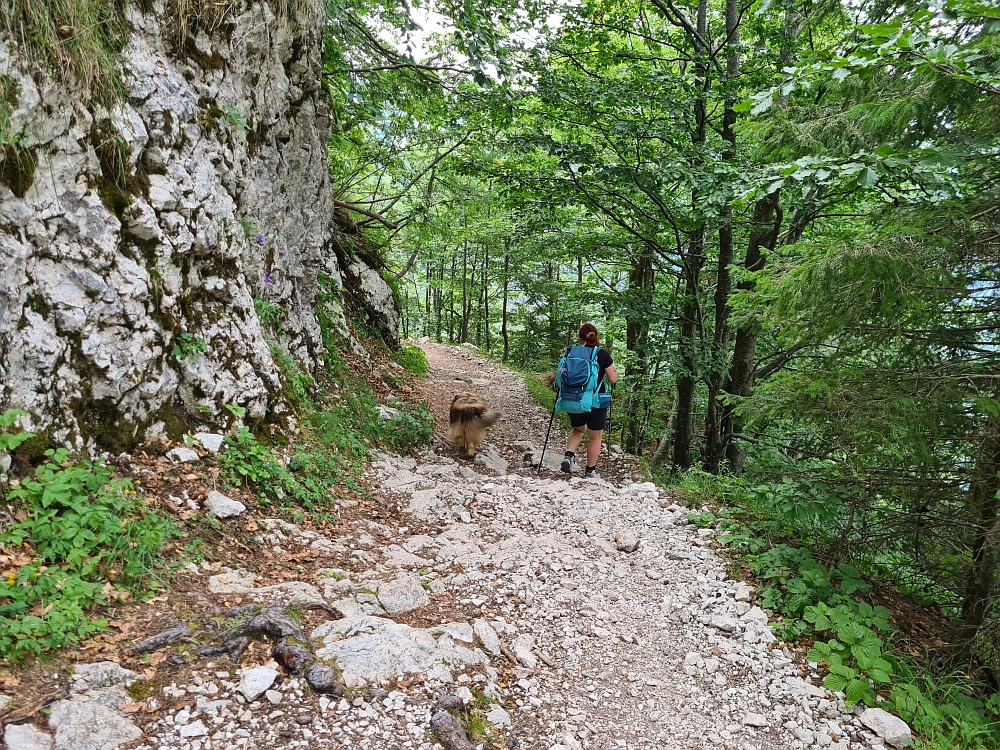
[533,649,557,668]
[334,199,397,229]
[499,642,519,665]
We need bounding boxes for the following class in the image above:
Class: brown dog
[448,393,503,457]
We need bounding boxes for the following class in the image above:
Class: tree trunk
[702,0,740,474]
[501,247,510,363]
[721,190,781,474]
[959,417,1000,653]
[672,0,709,472]
[624,244,655,453]
[482,242,490,351]
[460,241,469,343]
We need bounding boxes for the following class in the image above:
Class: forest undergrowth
[667,468,1000,750]
[0,281,433,664]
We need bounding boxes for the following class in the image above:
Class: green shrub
[172,332,208,361]
[255,297,287,333]
[1,447,177,661]
[394,343,429,376]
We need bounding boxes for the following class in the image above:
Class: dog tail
[479,410,504,428]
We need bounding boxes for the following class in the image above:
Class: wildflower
[135,480,141,485]
[257,234,264,243]
[264,270,274,285]
[6,572,14,586]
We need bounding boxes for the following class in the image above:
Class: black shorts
[570,408,607,431]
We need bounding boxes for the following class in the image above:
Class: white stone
[313,616,487,685]
[473,618,503,656]
[860,708,912,748]
[486,706,512,728]
[178,720,208,738]
[238,666,278,702]
[512,634,537,669]
[166,447,200,464]
[710,614,739,632]
[193,433,225,453]
[377,572,430,614]
[742,713,768,727]
[5,724,54,750]
[204,490,246,518]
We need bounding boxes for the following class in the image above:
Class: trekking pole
[538,399,557,475]
[605,385,614,475]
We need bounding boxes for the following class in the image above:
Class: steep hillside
[0,0,397,451]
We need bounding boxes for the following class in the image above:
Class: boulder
[860,708,912,748]
[313,616,488,685]
[204,490,246,518]
[5,725,53,750]
[377,572,430,614]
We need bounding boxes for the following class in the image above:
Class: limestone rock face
[0,1,394,450]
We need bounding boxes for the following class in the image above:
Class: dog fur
[448,393,503,457]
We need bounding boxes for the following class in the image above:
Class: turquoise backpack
[555,345,601,413]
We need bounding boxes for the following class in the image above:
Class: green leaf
[858,167,879,188]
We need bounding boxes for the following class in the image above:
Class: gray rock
[472,618,502,656]
[70,662,139,691]
[473,447,508,475]
[710,614,739,632]
[378,405,400,420]
[238,666,279,702]
[204,490,246,518]
[860,708,912,748]
[178,720,208,738]
[486,706,512,728]
[0,0,386,451]
[166,447,201,464]
[377,572,430,614]
[512,634,537,669]
[742,713,769,727]
[304,663,343,695]
[430,710,474,750]
[264,689,282,705]
[48,689,141,750]
[5,724,53,750]
[193,433,225,453]
[313,616,487,685]
[740,606,770,625]
[614,531,640,553]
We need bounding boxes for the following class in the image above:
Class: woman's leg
[567,425,586,453]
[586,429,603,468]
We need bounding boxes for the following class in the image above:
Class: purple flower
[264,270,274,284]
[256,234,264,243]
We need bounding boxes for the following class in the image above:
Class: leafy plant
[220,104,248,133]
[394,343,429,376]
[0,448,176,660]
[172,333,208,361]
[687,511,716,528]
[0,409,32,452]
[255,297,287,332]
[805,601,896,705]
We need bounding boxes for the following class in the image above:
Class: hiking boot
[561,452,574,474]
[585,466,598,479]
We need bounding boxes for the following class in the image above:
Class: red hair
[578,323,599,346]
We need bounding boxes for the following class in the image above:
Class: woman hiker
[561,323,618,479]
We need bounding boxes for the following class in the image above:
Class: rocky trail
[1,343,909,750]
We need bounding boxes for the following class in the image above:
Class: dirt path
[11,344,888,750]
[415,341,637,484]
